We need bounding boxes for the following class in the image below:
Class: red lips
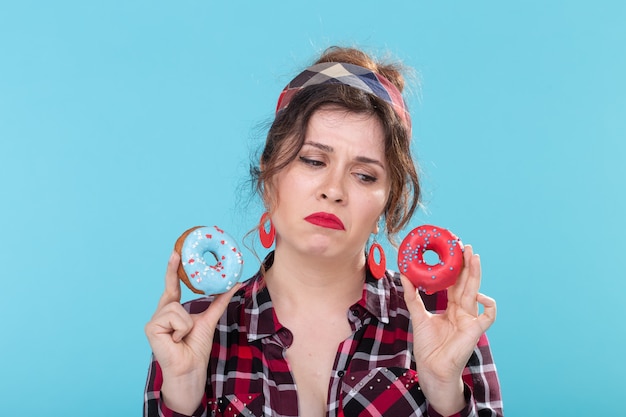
[304,212,345,230]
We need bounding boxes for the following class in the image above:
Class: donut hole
[202,250,220,266]
[422,250,441,266]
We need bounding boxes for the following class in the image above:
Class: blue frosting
[180,226,246,295]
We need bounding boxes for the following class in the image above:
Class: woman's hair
[252,46,420,245]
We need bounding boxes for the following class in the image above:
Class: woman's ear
[261,180,275,213]
[258,159,270,207]
[372,218,381,235]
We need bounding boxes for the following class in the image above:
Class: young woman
[144,47,503,417]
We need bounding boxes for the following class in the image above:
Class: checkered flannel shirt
[144,258,503,417]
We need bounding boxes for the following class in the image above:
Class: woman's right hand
[144,251,241,414]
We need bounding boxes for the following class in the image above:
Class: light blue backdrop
[1,1,624,415]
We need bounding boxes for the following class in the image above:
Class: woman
[144,46,503,417]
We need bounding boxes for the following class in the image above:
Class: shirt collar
[358,268,394,324]
[243,277,281,342]
[242,252,396,342]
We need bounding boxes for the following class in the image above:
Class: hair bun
[315,46,406,93]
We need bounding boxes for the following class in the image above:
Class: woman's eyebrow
[304,141,333,152]
[303,141,385,170]
[355,155,385,170]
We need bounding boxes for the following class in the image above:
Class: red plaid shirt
[144,257,503,417]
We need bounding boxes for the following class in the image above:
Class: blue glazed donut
[175,226,245,295]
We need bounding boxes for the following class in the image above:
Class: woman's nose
[319,172,346,203]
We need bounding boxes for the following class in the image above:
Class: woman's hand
[144,251,241,414]
[401,245,496,415]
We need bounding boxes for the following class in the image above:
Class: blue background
[1,1,624,415]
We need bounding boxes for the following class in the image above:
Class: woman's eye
[299,156,324,167]
[356,173,378,183]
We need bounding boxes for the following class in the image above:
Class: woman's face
[269,108,391,260]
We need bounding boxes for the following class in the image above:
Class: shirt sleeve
[143,355,208,417]
[427,333,504,417]
[426,383,475,417]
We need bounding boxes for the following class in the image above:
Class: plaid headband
[275,62,411,131]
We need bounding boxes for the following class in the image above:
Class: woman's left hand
[401,244,496,415]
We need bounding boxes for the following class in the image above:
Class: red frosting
[397,225,464,294]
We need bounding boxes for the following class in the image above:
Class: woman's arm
[402,245,501,416]
[143,251,240,416]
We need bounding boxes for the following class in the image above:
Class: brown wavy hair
[252,46,420,245]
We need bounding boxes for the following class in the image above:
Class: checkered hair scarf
[275,62,411,131]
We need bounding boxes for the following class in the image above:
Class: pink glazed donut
[397,225,464,294]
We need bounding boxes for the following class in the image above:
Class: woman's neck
[264,245,366,313]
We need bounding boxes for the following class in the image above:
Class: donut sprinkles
[176,225,245,295]
[397,225,464,295]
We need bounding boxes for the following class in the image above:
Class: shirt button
[337,370,345,377]
[351,309,360,317]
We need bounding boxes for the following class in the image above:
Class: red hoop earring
[259,212,275,248]
[368,242,386,279]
